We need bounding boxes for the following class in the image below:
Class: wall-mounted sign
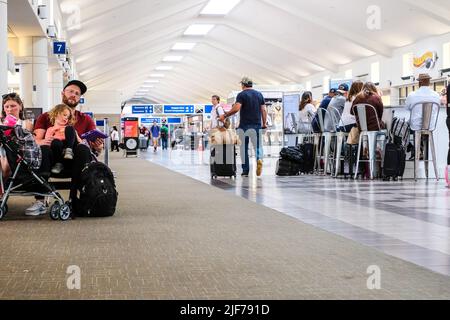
[167,118,182,124]
[84,112,94,119]
[204,105,213,114]
[141,118,161,125]
[53,41,66,55]
[132,105,154,114]
[414,51,438,70]
[80,97,85,104]
[164,105,195,114]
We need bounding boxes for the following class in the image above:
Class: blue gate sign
[163,105,195,114]
[132,105,154,114]
[53,41,66,55]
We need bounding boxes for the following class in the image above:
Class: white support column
[48,68,63,107]
[0,0,8,94]
[18,37,49,111]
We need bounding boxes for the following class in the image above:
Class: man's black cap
[64,80,87,95]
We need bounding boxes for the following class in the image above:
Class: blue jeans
[161,138,168,150]
[238,125,263,174]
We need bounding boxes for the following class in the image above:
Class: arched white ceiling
[60,0,450,104]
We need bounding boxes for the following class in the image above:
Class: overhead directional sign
[132,105,154,114]
[163,105,195,114]
[53,41,67,55]
[141,118,161,124]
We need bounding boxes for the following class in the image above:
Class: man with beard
[27,80,104,216]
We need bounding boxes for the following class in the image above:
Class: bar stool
[327,106,351,178]
[354,104,387,180]
[314,109,337,175]
[409,101,440,181]
[297,113,315,145]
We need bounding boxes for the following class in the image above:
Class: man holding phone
[30,80,104,215]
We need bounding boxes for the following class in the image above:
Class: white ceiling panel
[58,0,450,104]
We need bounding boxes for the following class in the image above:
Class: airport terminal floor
[1,150,450,300]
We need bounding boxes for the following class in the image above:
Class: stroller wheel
[0,205,8,220]
[59,204,71,221]
[50,203,61,221]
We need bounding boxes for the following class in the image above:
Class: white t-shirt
[211,105,225,129]
[299,103,316,122]
[111,130,119,141]
[340,98,357,127]
[405,87,441,130]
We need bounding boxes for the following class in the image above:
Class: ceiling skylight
[162,56,184,62]
[149,74,165,78]
[183,24,215,36]
[155,66,174,71]
[172,43,197,51]
[200,0,241,15]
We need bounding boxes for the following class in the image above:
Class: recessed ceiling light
[155,66,173,71]
[200,0,241,15]
[183,24,215,36]
[150,74,165,78]
[172,42,197,51]
[141,85,154,88]
[162,56,183,62]
[144,80,160,83]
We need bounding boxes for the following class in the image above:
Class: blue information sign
[167,118,182,124]
[96,120,105,127]
[53,41,66,55]
[163,105,195,114]
[84,112,94,119]
[204,105,213,114]
[141,118,161,124]
[132,105,154,114]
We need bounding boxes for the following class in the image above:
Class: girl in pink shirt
[46,104,81,175]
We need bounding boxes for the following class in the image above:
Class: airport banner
[132,105,154,114]
[164,105,195,114]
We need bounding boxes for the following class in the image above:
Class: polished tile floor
[143,148,450,277]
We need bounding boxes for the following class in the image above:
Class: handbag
[347,127,360,145]
[216,107,231,130]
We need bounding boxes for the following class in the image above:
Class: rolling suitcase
[139,137,148,150]
[382,143,406,181]
[298,143,314,174]
[211,144,237,179]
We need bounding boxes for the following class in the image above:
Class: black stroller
[0,125,71,221]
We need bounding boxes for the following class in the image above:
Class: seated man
[30,80,104,216]
[404,73,441,159]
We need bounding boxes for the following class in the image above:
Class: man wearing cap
[324,83,348,131]
[405,73,441,159]
[28,80,104,216]
[311,88,336,133]
[224,77,267,177]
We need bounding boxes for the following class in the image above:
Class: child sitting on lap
[46,104,82,175]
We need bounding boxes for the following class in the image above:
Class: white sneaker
[25,201,47,216]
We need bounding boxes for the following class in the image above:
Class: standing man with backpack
[32,80,105,215]
[224,77,267,177]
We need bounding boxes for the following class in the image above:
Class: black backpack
[76,162,118,217]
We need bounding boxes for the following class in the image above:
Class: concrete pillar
[0,0,7,94]
[48,68,63,107]
[18,37,49,111]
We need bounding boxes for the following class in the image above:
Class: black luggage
[276,158,300,176]
[75,162,118,217]
[382,143,406,181]
[211,144,236,179]
[298,143,314,174]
